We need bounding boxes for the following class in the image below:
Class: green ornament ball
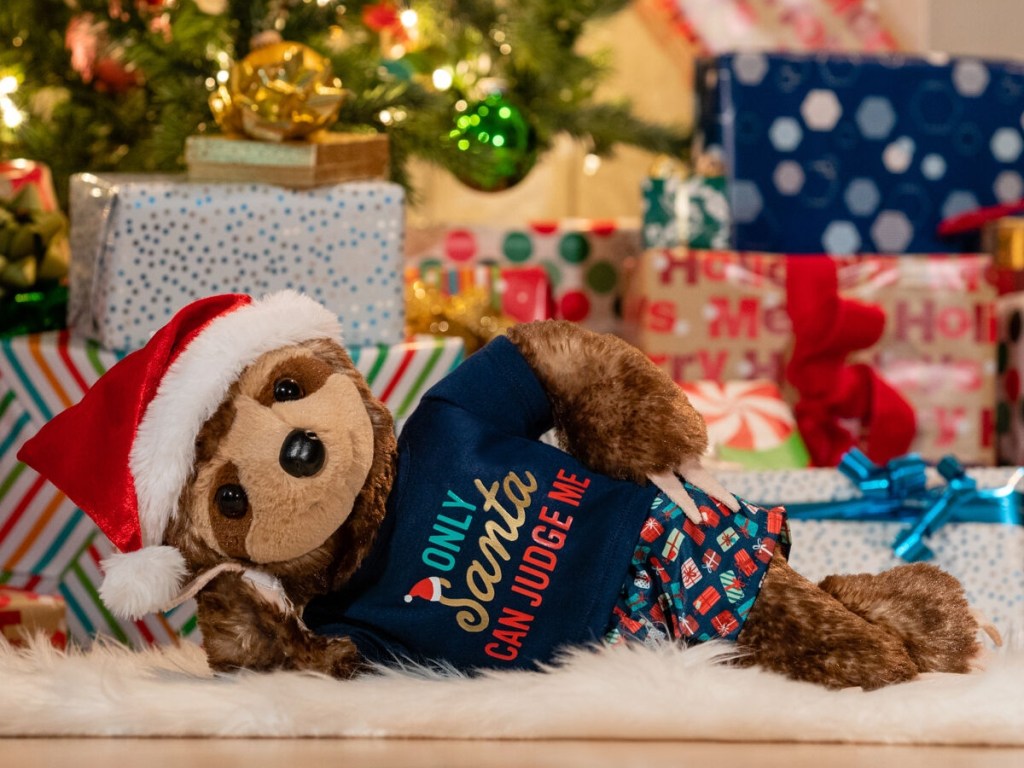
[446,93,538,193]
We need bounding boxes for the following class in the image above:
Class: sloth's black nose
[280,429,325,478]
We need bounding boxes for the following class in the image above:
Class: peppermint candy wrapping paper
[68,174,405,352]
[679,379,809,469]
[0,331,464,647]
[716,464,1024,638]
[405,219,641,334]
[696,52,1024,254]
[622,249,997,465]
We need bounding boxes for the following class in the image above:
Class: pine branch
[1,0,691,206]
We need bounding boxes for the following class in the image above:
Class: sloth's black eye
[214,484,249,519]
[273,378,303,402]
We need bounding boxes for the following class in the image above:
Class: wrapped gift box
[185,133,390,188]
[642,158,730,251]
[405,219,641,334]
[717,453,1024,637]
[405,264,553,326]
[406,263,553,354]
[623,249,997,464]
[0,330,464,647]
[0,159,58,213]
[680,380,810,469]
[997,293,1024,464]
[696,52,1024,254]
[635,0,899,55]
[642,173,683,250]
[68,174,405,351]
[0,587,68,649]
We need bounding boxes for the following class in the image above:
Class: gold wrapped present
[185,132,390,188]
[191,40,389,187]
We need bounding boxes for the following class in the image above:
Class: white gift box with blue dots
[67,173,405,352]
[718,465,1024,640]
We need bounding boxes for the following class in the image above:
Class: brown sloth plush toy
[19,291,988,690]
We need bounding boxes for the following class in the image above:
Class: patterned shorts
[605,487,790,646]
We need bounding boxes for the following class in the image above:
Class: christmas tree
[0,0,688,204]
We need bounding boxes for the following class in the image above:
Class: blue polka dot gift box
[717,451,1024,641]
[66,174,405,352]
[696,52,1024,254]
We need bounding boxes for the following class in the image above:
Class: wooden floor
[3,738,1024,767]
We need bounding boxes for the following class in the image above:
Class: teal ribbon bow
[779,448,1023,562]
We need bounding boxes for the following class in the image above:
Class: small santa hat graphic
[405,577,445,603]
[18,291,341,619]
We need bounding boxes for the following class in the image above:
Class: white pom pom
[99,546,188,620]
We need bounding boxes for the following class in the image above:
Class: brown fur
[208,462,249,557]
[736,557,919,690]
[817,564,981,674]
[196,571,362,676]
[254,354,336,407]
[506,321,708,484]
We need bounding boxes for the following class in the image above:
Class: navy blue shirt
[306,335,657,670]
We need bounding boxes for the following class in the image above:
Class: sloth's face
[185,341,376,564]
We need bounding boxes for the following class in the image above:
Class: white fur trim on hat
[129,291,343,547]
[100,546,189,619]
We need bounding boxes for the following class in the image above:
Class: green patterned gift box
[641,169,730,251]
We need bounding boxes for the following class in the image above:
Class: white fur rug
[3,638,1024,744]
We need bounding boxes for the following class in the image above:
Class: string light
[0,75,23,129]
[1,100,23,129]
[399,9,418,29]
[432,68,453,91]
[583,152,602,176]
[379,108,408,125]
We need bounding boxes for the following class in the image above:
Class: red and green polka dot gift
[405,220,643,333]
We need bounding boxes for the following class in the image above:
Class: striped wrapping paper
[0,331,464,647]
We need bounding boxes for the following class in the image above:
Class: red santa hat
[17,291,342,619]
[404,577,444,603]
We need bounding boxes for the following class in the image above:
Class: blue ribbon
[769,448,1023,562]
